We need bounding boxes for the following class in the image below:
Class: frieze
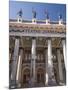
[9,29,65,34]
[9,23,66,31]
[9,26,65,31]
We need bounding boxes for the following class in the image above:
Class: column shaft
[62,40,66,69]
[45,49,48,85]
[31,38,36,85]
[47,39,56,85]
[48,39,53,79]
[57,49,63,84]
[11,38,19,86]
[16,49,23,87]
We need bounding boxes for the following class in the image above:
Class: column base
[59,82,65,86]
[30,78,36,87]
[9,80,17,89]
[45,79,57,86]
[58,80,65,86]
[16,83,21,88]
[45,83,49,87]
[48,78,57,86]
[9,80,21,89]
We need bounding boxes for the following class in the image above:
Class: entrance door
[37,68,44,86]
[22,69,30,87]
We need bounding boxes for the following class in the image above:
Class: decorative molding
[9,31,66,38]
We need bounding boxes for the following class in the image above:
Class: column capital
[56,48,60,50]
[15,36,20,39]
[47,37,52,41]
[32,37,36,40]
[61,39,66,46]
[44,47,47,50]
[61,38,66,41]
[19,47,24,50]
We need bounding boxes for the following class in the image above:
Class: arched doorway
[22,68,30,87]
[37,68,45,86]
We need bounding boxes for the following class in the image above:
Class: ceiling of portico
[9,36,63,49]
[52,38,61,47]
[19,37,62,48]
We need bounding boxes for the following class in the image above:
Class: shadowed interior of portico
[9,37,66,88]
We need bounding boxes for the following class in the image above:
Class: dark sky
[9,1,66,21]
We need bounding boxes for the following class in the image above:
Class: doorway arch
[36,67,45,86]
[22,67,30,87]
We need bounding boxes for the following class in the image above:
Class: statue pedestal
[45,19,50,25]
[32,18,37,24]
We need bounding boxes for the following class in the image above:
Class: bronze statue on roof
[44,9,49,19]
[32,8,36,18]
[17,8,23,17]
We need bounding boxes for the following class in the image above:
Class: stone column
[45,49,48,85]
[31,37,36,86]
[9,50,12,86]
[11,37,19,88]
[57,49,63,85]
[62,39,66,69]
[47,39,56,85]
[16,48,23,87]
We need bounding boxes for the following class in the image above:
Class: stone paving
[9,81,65,89]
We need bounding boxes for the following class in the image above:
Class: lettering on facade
[10,28,65,34]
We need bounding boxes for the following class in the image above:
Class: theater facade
[9,12,66,88]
